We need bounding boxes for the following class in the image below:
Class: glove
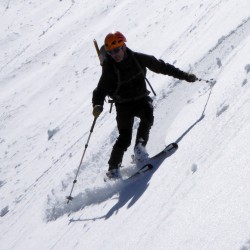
[185,73,197,82]
[92,105,103,118]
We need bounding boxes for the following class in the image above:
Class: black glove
[92,105,103,118]
[185,73,197,82]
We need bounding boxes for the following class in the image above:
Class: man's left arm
[137,53,196,82]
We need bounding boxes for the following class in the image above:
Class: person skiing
[92,31,196,180]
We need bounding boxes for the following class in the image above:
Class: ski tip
[164,142,178,153]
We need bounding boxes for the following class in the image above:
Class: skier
[92,31,196,180]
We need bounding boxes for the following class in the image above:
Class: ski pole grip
[93,39,102,66]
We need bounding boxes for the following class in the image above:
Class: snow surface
[1,0,250,249]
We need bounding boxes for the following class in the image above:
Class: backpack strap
[109,52,156,109]
[133,55,156,96]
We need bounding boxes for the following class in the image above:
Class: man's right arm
[92,84,106,107]
[92,78,106,118]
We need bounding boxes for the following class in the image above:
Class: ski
[126,142,178,180]
[104,143,178,182]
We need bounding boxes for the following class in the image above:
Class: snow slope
[1,0,250,249]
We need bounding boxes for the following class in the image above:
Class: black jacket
[92,48,188,106]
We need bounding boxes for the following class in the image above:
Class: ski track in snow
[46,148,171,221]
[0,0,76,74]
[151,14,250,149]
[39,0,76,38]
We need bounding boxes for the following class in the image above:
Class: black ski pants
[108,97,154,170]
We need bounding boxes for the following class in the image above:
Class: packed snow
[1,0,250,249]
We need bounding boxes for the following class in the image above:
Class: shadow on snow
[45,85,214,222]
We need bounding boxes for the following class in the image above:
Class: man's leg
[108,104,134,170]
[135,97,154,146]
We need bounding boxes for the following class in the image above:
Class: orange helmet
[104,31,127,51]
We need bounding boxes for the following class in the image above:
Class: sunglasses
[107,46,123,55]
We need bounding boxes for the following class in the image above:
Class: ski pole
[66,117,97,204]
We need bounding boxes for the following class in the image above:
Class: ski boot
[104,168,120,182]
[134,140,149,165]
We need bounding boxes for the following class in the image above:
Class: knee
[141,114,154,128]
[144,98,154,126]
[147,114,154,127]
[116,129,132,150]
